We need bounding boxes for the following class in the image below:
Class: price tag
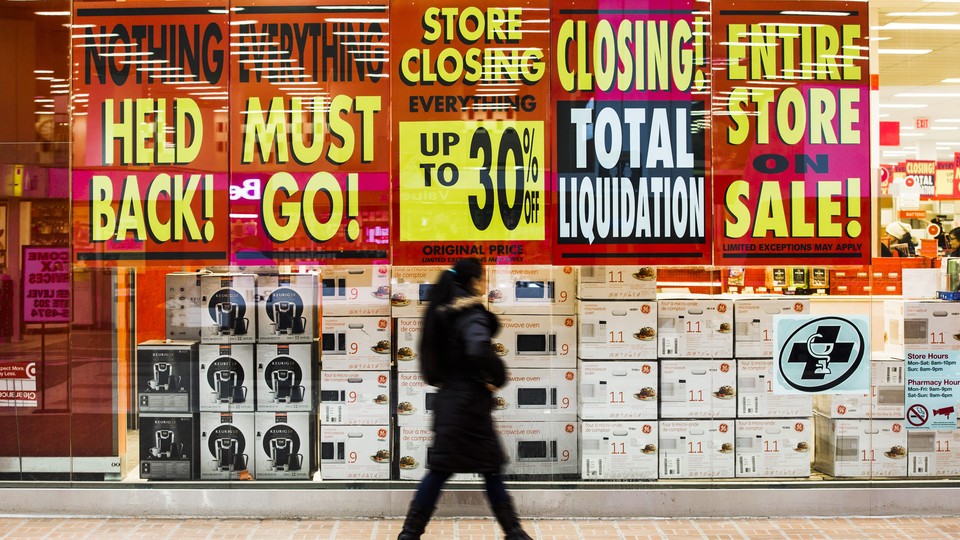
[399,121,545,241]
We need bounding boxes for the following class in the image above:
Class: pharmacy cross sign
[777,316,866,393]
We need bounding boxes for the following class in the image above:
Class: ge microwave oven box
[254,411,317,480]
[813,415,908,477]
[256,273,319,343]
[492,368,578,422]
[657,298,734,358]
[578,360,658,420]
[733,297,809,358]
[199,412,256,480]
[395,317,424,373]
[319,424,391,480]
[659,360,737,419]
[320,370,390,425]
[319,265,390,317]
[884,300,960,359]
[396,372,438,426]
[737,359,812,418]
[486,266,576,316]
[199,274,257,344]
[390,266,445,317]
[139,413,199,480]
[497,420,579,477]
[198,344,255,412]
[137,340,198,413]
[398,421,481,481]
[812,358,905,419]
[734,418,812,478]
[659,420,735,479]
[166,272,205,340]
[576,265,656,300]
[581,421,659,480]
[320,316,392,371]
[577,301,657,360]
[256,343,317,412]
[495,315,578,368]
[907,429,960,476]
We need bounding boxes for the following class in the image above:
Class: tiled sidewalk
[1,516,959,539]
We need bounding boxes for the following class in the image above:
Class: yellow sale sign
[398,120,545,242]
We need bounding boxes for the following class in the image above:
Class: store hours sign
[22,246,70,324]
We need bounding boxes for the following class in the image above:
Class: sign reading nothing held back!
[551,1,711,264]
[712,1,870,265]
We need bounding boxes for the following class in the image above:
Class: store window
[0,0,957,486]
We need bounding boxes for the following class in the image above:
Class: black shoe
[397,501,434,540]
[492,498,533,540]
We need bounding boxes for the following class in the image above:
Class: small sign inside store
[22,246,70,324]
[0,361,38,408]
[916,118,929,129]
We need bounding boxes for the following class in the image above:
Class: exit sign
[916,118,930,129]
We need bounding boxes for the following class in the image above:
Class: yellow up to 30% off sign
[399,121,545,241]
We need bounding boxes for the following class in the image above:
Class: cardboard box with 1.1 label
[492,368,577,422]
[657,298,734,358]
[494,315,577,368]
[256,273,318,343]
[737,359,812,418]
[883,300,960,359]
[486,265,576,315]
[321,316,391,371]
[319,265,390,317]
[813,415,908,477]
[199,412,255,480]
[734,297,809,358]
[254,411,317,480]
[579,360,658,421]
[578,300,657,360]
[734,418,812,478]
[319,424,391,480]
[659,419,735,479]
[812,358,905,419]
[576,265,657,300]
[659,360,737,419]
[320,370,390,425]
[581,421,659,480]
[256,343,317,412]
[907,428,960,477]
[199,343,254,412]
[199,274,257,344]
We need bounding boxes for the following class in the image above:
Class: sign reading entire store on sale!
[712,1,871,266]
[229,1,391,265]
[551,0,711,265]
[72,3,231,266]
[392,1,550,265]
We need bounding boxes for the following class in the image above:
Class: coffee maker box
[659,360,737,419]
[320,370,390,425]
[657,298,734,358]
[659,420,736,479]
[254,411,317,480]
[139,413,199,480]
[256,343,317,412]
[198,344,254,412]
[395,317,424,373]
[256,273,319,343]
[319,424,391,480]
[497,420,579,477]
[166,272,204,340]
[734,298,809,358]
[200,274,257,344]
[576,265,657,300]
[735,418,812,478]
[577,301,657,360]
[486,266,576,315]
[137,340,198,413]
[813,415,908,477]
[581,421,659,480]
[812,359,905,419]
[396,372,437,426]
[578,361,658,421]
[495,315,577,369]
[883,300,960,359]
[737,359,812,418]
[492,368,578,422]
[320,265,390,317]
[320,316,391,371]
[390,266,445,317]
[907,429,960,477]
[398,421,481,481]
[199,412,256,480]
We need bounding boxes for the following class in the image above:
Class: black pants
[412,469,509,508]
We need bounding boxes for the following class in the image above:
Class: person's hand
[485,383,499,393]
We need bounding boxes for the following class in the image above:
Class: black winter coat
[426,291,507,474]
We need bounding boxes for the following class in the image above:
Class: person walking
[947,227,960,258]
[398,258,532,540]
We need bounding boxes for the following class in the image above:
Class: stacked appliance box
[487,266,579,478]
[577,266,659,480]
[319,265,392,480]
[734,297,813,479]
[657,296,737,479]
